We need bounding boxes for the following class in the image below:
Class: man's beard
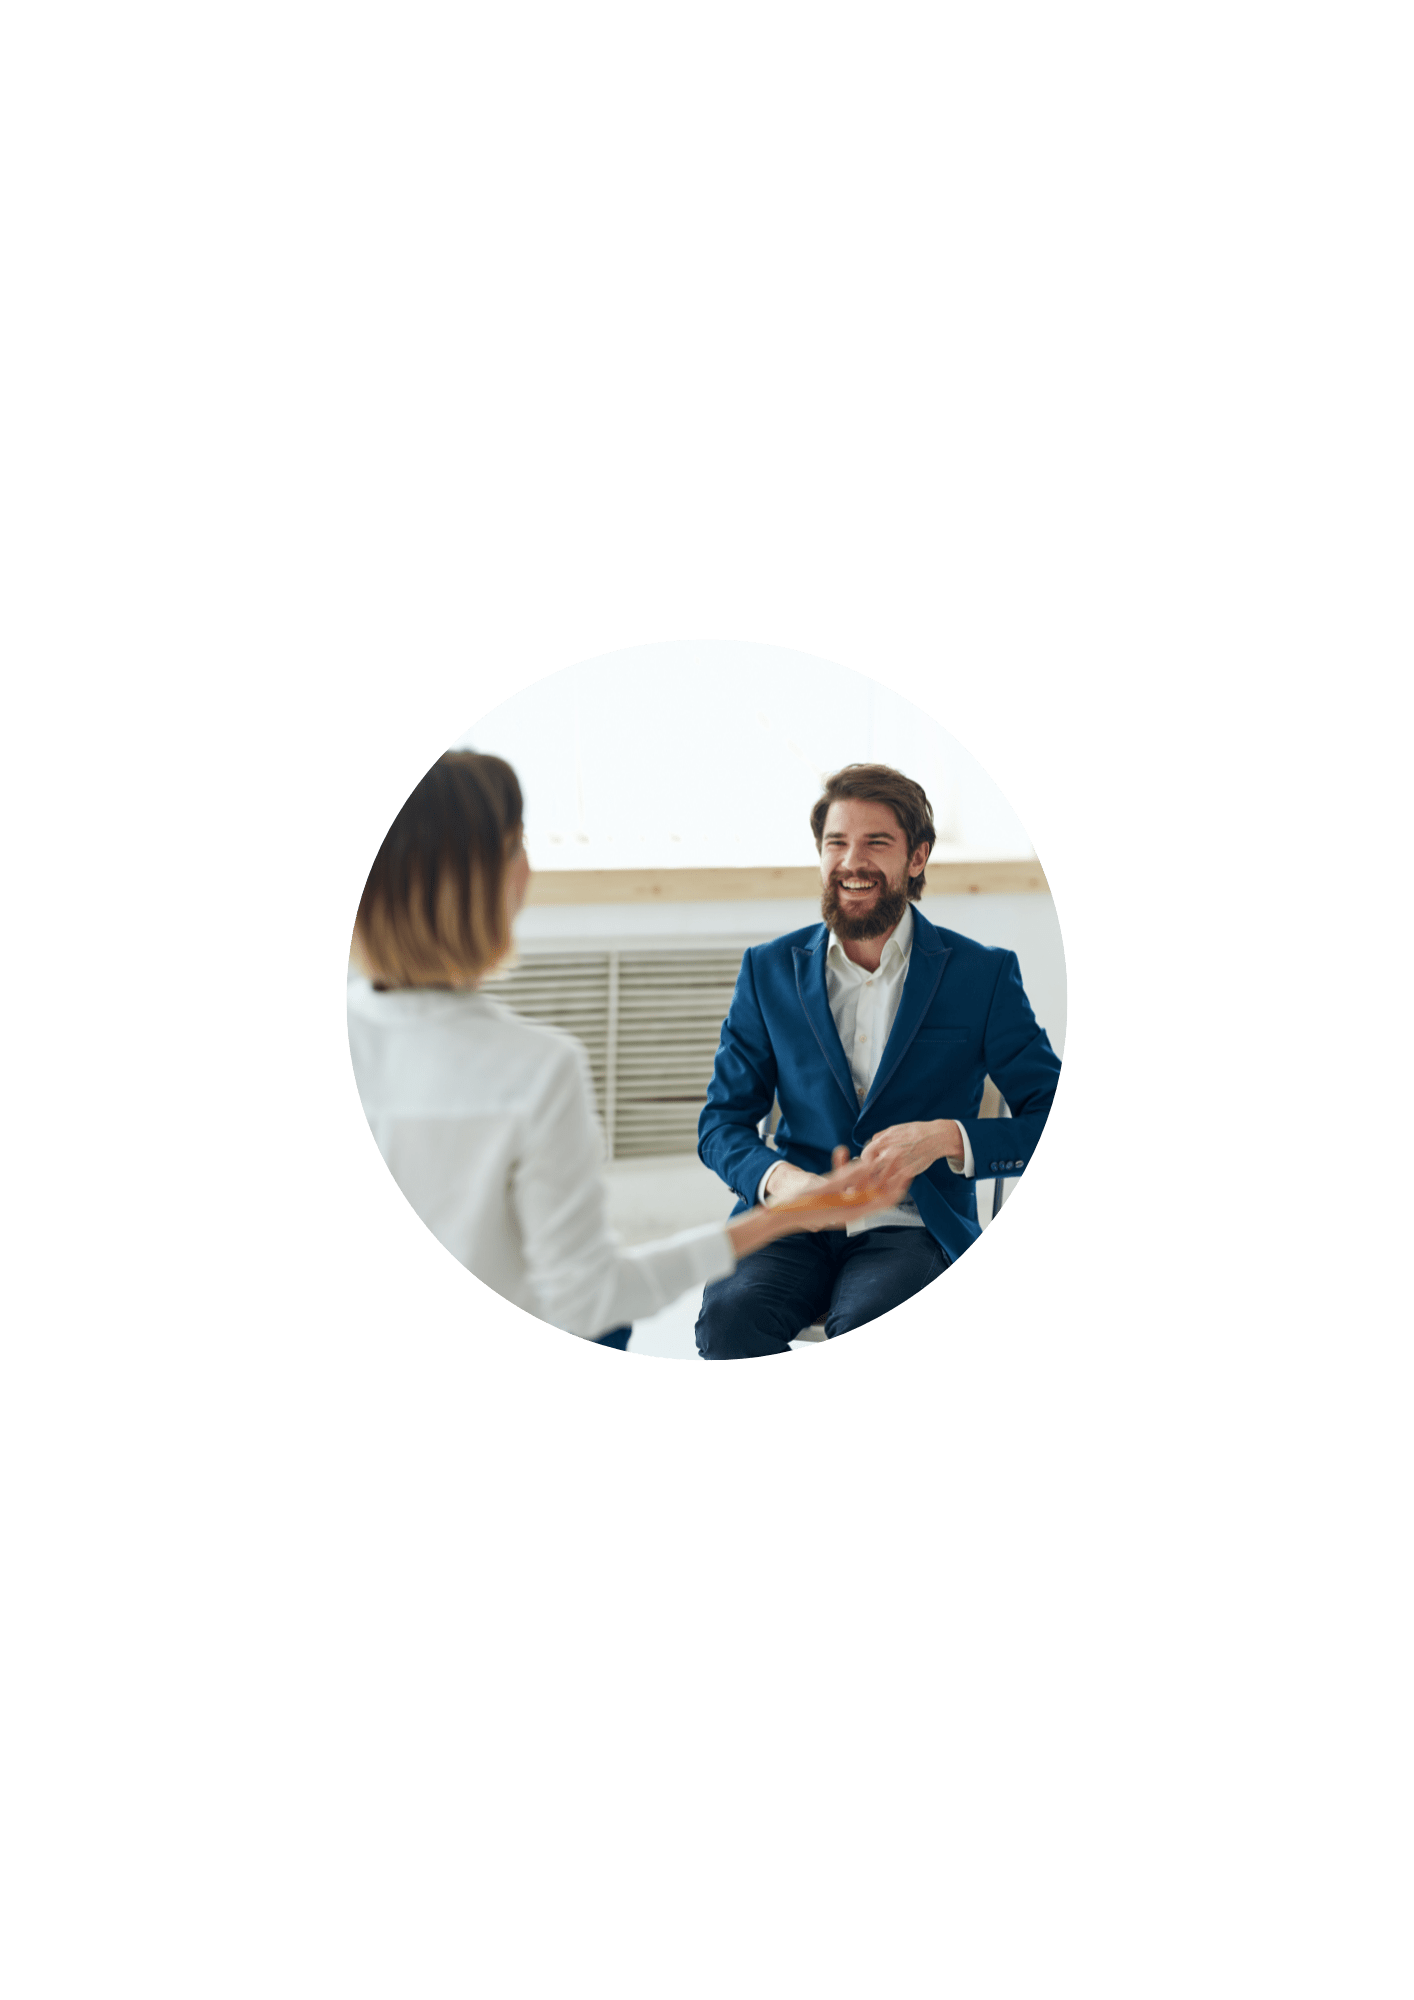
[821,871,911,940]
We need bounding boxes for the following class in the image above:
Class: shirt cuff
[757,1160,783,1205]
[946,1123,976,1178]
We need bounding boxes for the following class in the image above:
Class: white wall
[515,890,1066,1057]
[458,639,1039,870]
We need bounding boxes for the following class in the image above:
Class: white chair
[976,1074,1016,1227]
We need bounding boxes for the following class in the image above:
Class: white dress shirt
[761,902,975,1232]
[348,977,735,1340]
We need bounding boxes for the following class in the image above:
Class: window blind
[483,947,743,1160]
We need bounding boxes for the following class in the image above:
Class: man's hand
[761,1159,826,1208]
[762,1154,851,1231]
[857,1119,964,1193]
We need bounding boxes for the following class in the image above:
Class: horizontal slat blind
[480,954,612,1129]
[483,947,741,1159]
[613,950,741,1159]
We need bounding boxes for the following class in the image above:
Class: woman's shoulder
[348,977,590,1102]
[351,977,561,1040]
[471,994,589,1072]
[451,1001,596,1125]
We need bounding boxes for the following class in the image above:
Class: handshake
[767,1146,904,1229]
[762,1120,967,1232]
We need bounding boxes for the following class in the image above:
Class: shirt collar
[827,898,914,970]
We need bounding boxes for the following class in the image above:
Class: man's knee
[824,1233,950,1338]
[694,1270,797,1361]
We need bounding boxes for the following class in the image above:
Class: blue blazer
[697,907,1062,1266]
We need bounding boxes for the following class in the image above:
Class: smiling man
[694,762,1062,1359]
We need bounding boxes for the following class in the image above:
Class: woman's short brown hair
[353,751,524,987]
[809,762,937,900]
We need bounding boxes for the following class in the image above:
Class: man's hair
[353,750,524,986]
[810,762,937,901]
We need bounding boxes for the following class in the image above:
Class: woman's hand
[726,1147,913,1261]
[773,1145,912,1231]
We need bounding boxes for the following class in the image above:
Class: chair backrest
[979,1075,1013,1226]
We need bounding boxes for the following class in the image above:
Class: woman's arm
[512,1046,905,1339]
[510,1039,736,1338]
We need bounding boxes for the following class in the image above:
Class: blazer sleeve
[954,950,1061,1180]
[696,948,782,1207]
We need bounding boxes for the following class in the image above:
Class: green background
[11,3,1408,2000]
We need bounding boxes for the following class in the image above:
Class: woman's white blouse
[347,978,735,1340]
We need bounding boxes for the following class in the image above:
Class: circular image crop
[348,640,1064,1359]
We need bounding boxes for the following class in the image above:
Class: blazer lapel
[792,929,860,1116]
[861,911,952,1115]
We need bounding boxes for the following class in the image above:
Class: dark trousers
[694,1226,950,1361]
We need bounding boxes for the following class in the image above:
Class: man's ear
[909,842,931,878]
